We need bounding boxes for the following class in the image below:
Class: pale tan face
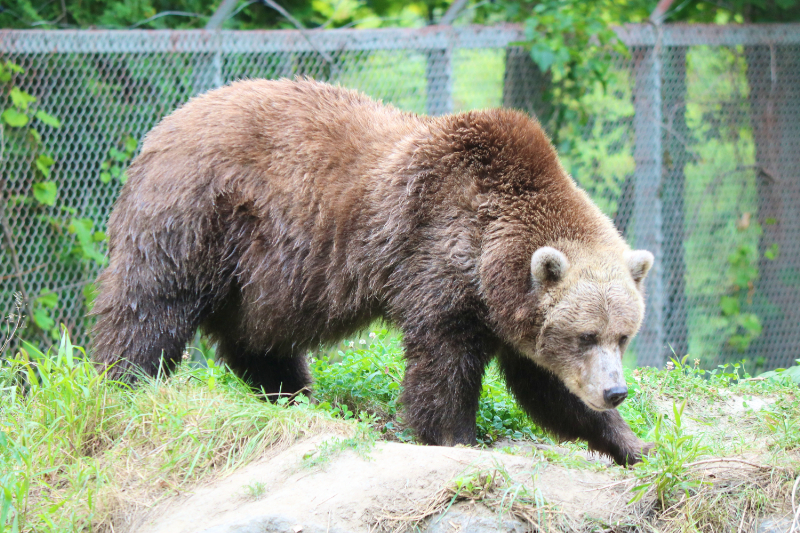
[521,246,653,411]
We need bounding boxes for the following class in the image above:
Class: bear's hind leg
[92,255,213,381]
[216,339,312,399]
[497,348,650,466]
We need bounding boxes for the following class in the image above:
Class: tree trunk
[746,44,800,370]
[660,46,689,360]
[502,47,553,132]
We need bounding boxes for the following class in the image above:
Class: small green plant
[242,481,267,500]
[759,389,800,451]
[629,400,710,508]
[302,422,376,470]
[0,293,25,360]
[310,328,405,437]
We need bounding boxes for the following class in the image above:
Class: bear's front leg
[399,321,494,446]
[498,348,652,466]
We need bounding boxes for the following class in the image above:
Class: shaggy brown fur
[92,79,653,465]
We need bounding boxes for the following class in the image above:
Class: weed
[310,327,404,436]
[477,363,543,444]
[0,293,24,360]
[760,394,800,451]
[242,481,267,501]
[302,422,376,470]
[629,400,710,508]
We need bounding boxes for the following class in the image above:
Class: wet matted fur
[92,79,654,465]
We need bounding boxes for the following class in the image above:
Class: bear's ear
[625,250,654,284]
[531,246,570,285]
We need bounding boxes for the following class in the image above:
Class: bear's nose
[603,386,628,408]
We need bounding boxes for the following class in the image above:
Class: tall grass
[0,330,349,533]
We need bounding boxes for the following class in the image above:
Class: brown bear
[92,78,654,465]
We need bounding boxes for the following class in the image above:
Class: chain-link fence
[1,24,799,370]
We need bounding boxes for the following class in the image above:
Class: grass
[0,330,351,533]
[1,322,799,532]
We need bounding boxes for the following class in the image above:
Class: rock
[199,514,350,533]
[756,516,793,533]
[423,504,529,533]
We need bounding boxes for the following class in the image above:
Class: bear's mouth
[584,399,609,412]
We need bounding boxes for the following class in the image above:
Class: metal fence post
[425,29,453,116]
[632,42,665,368]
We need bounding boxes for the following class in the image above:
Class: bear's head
[513,244,654,411]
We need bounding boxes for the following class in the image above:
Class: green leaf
[33,308,55,331]
[738,313,762,335]
[35,154,55,177]
[68,217,94,241]
[0,61,23,82]
[10,87,37,110]
[83,282,99,311]
[32,181,57,206]
[35,109,61,128]
[100,171,112,183]
[764,243,779,260]
[109,147,127,162]
[2,108,29,127]
[124,135,138,153]
[68,217,107,265]
[530,45,555,72]
[36,290,58,308]
[720,296,739,316]
[28,127,41,143]
[765,217,777,225]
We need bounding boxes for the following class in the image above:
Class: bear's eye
[619,335,629,346]
[579,333,598,346]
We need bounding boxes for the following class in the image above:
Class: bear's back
[129,79,425,201]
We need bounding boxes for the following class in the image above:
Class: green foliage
[241,481,267,500]
[32,290,59,339]
[719,222,777,352]
[310,328,405,434]
[0,0,449,30]
[0,62,134,341]
[477,366,539,444]
[99,136,137,184]
[522,0,626,96]
[629,400,710,508]
[1,61,61,224]
[301,424,376,469]
[759,360,800,385]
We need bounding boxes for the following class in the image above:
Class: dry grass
[372,468,567,533]
[369,453,800,532]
